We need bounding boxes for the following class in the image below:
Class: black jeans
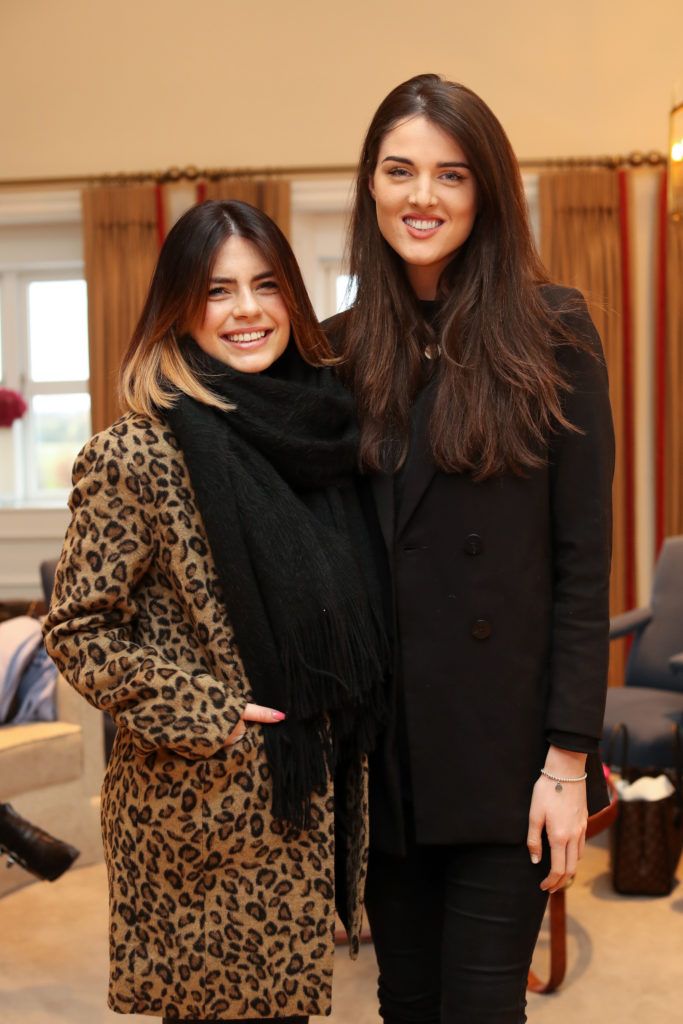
[364,840,551,1024]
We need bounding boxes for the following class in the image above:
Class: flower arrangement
[0,387,28,428]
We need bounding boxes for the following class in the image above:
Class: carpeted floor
[0,837,681,1024]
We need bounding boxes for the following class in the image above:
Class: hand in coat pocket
[226,702,286,745]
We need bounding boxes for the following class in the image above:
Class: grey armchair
[600,536,683,769]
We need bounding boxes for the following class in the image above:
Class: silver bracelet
[540,767,588,792]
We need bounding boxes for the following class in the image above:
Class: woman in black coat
[325,75,614,1024]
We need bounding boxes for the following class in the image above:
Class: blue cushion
[600,687,683,769]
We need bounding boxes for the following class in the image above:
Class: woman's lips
[403,216,444,240]
[220,328,271,348]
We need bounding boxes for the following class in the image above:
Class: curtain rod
[0,164,356,188]
[0,150,668,189]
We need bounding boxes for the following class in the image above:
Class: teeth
[224,330,268,343]
[405,218,441,230]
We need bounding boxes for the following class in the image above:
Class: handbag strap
[607,721,683,789]
[672,724,683,806]
[606,721,631,777]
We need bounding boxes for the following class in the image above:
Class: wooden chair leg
[527,888,567,994]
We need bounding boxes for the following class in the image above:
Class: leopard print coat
[43,412,369,1020]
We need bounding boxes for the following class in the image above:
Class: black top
[401,299,598,761]
[390,298,599,830]
[323,284,613,851]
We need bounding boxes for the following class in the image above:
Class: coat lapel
[370,472,395,552]
[395,378,437,539]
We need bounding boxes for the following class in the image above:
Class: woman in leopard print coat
[43,201,386,1022]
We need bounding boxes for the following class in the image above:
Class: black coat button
[464,533,482,555]
[471,618,492,640]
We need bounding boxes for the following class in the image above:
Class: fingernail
[272,711,286,721]
[531,854,540,864]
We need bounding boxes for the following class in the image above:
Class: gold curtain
[82,185,159,435]
[538,169,629,685]
[665,216,683,535]
[203,178,291,237]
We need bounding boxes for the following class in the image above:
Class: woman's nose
[233,288,260,318]
[409,175,437,208]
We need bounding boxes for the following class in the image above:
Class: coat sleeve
[545,289,615,743]
[43,426,247,759]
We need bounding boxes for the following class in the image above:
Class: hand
[527,748,588,893]
[225,702,286,745]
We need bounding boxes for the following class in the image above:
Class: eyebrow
[381,155,470,169]
[210,270,275,284]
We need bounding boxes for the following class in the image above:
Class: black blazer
[324,285,615,852]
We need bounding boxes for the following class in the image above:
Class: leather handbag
[607,723,683,896]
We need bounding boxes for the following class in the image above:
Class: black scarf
[165,344,388,829]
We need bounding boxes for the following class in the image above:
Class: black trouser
[364,839,551,1024]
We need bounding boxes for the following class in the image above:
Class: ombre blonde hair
[120,200,333,416]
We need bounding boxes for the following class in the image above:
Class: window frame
[0,189,88,507]
[21,270,90,501]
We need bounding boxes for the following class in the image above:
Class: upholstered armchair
[0,670,104,896]
[0,559,104,896]
[601,536,683,769]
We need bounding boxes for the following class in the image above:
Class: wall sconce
[669,100,683,217]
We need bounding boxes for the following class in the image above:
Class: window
[0,192,90,506]
[290,180,354,321]
[0,176,542,503]
[335,274,357,313]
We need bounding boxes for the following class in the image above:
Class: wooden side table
[527,783,619,994]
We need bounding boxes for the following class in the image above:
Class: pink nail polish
[272,711,286,721]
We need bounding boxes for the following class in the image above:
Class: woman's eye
[441,171,465,183]
[258,280,279,292]
[387,167,411,178]
[208,286,228,298]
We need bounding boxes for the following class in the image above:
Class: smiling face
[192,234,291,373]
[370,115,478,299]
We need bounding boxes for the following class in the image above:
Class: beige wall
[3,0,683,179]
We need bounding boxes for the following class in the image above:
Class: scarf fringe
[265,720,334,831]
[273,607,388,830]
[279,603,389,720]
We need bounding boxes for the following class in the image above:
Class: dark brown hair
[121,200,331,415]
[344,73,582,477]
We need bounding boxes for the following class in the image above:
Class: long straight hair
[344,73,585,478]
[120,200,332,416]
